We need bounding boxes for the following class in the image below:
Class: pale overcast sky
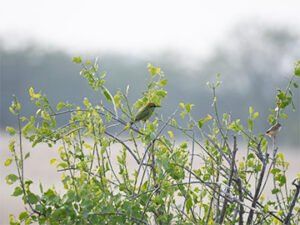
[0,0,299,57]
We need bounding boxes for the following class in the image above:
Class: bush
[5,58,300,224]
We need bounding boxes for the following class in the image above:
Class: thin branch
[104,130,141,165]
[235,177,244,225]
[246,150,269,224]
[283,180,300,225]
[62,140,80,200]
[218,135,238,224]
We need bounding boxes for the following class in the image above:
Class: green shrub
[5,58,300,224]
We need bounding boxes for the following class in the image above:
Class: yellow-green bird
[131,102,160,124]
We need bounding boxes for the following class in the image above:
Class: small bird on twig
[265,123,282,138]
[131,102,160,125]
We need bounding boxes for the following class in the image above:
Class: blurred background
[1,0,300,223]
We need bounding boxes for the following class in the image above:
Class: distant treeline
[1,23,299,146]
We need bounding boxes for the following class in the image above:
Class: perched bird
[131,102,160,124]
[265,123,282,138]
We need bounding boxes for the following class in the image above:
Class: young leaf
[159,79,168,86]
[249,106,253,115]
[72,56,82,64]
[12,187,23,197]
[168,130,174,138]
[6,174,18,185]
[198,114,212,128]
[24,152,30,160]
[29,87,41,99]
[18,211,29,220]
[147,64,161,76]
[102,87,118,118]
[185,103,194,113]
[27,193,39,204]
[4,158,13,167]
[56,102,66,111]
[294,60,300,76]
[114,94,121,107]
[102,89,113,102]
[6,126,16,136]
[156,90,167,98]
[50,158,57,165]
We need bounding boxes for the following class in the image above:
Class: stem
[284,180,300,224]
[13,98,43,217]
[218,136,238,224]
[246,152,268,224]
[62,140,79,200]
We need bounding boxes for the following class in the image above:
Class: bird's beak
[155,105,161,108]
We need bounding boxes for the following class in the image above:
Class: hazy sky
[0,0,300,58]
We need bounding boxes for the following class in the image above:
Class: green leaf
[159,79,168,86]
[114,94,121,107]
[147,64,161,76]
[6,126,16,136]
[248,118,254,131]
[198,114,212,128]
[72,56,82,64]
[293,82,299,88]
[27,193,39,204]
[4,158,13,166]
[271,168,281,175]
[6,174,18,185]
[294,60,300,76]
[253,112,259,119]
[24,152,30,160]
[156,90,167,97]
[185,103,194,113]
[41,111,51,121]
[279,175,287,186]
[186,196,193,212]
[8,140,16,153]
[228,119,242,132]
[168,130,174,138]
[56,102,66,111]
[29,87,41,99]
[277,152,285,161]
[18,211,28,221]
[102,88,112,102]
[180,142,188,149]
[22,122,34,136]
[272,188,280,194]
[102,87,118,118]
[249,106,253,115]
[268,114,276,125]
[50,158,57,165]
[180,111,185,119]
[12,187,23,197]
[9,214,19,225]
[56,162,68,169]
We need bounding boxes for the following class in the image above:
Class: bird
[131,102,160,125]
[265,123,282,138]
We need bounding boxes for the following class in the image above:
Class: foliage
[5,58,300,224]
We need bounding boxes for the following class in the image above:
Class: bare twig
[218,136,238,224]
[283,179,300,225]
[246,147,269,224]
